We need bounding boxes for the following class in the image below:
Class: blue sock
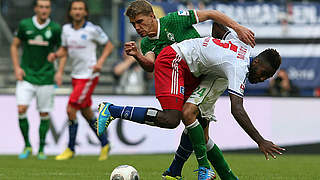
[108,105,147,124]
[68,119,78,152]
[169,130,193,176]
[88,118,109,146]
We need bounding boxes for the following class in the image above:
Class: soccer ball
[110,165,140,180]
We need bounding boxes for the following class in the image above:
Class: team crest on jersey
[178,10,189,16]
[45,29,52,39]
[166,32,175,42]
[240,83,245,94]
[81,34,87,40]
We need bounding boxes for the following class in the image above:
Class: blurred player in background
[98,0,255,179]
[47,0,114,161]
[10,0,62,160]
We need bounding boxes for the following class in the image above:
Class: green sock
[39,117,50,153]
[19,115,31,147]
[186,120,210,169]
[207,139,237,180]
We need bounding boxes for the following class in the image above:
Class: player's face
[129,13,156,37]
[34,0,51,22]
[248,59,274,84]
[70,1,88,23]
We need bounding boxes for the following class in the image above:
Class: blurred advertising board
[1,95,319,155]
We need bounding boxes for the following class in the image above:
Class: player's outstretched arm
[124,41,155,72]
[197,10,255,47]
[10,37,25,81]
[229,93,285,160]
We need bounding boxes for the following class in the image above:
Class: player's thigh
[16,80,36,108]
[186,75,228,122]
[35,84,55,113]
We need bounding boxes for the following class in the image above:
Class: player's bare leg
[56,104,78,160]
[97,102,216,179]
[81,107,110,160]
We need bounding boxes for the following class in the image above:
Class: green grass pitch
[0,153,319,179]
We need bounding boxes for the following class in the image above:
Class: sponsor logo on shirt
[180,86,185,95]
[28,35,49,46]
[178,10,189,16]
[26,30,33,35]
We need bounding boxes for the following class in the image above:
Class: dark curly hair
[257,48,282,72]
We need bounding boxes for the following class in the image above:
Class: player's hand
[91,63,103,73]
[234,25,256,48]
[14,67,25,81]
[48,52,57,62]
[54,71,63,86]
[124,41,139,57]
[258,139,285,160]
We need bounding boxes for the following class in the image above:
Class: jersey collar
[71,21,88,29]
[32,16,51,30]
[148,19,160,40]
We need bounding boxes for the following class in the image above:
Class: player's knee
[197,115,209,129]
[39,112,49,117]
[18,105,27,114]
[157,110,181,129]
[166,118,180,129]
[182,103,198,125]
[67,105,77,120]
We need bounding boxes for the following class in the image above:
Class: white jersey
[171,34,252,97]
[62,21,109,79]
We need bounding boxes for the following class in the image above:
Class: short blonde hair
[125,0,154,19]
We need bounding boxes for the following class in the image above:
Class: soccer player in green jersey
[10,0,62,160]
[124,1,256,179]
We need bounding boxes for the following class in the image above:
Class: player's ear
[150,12,155,19]
[253,58,260,64]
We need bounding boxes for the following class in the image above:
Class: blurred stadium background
[0,0,320,179]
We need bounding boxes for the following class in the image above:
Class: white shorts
[186,75,228,122]
[16,80,55,112]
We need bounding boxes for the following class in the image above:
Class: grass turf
[0,153,319,180]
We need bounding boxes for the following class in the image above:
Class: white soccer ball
[109,165,140,180]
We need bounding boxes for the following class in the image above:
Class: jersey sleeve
[140,38,150,55]
[16,20,25,40]
[53,24,62,47]
[227,65,248,98]
[61,26,68,47]
[92,25,109,45]
[166,9,199,28]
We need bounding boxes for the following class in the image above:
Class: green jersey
[140,10,200,58]
[16,16,61,85]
